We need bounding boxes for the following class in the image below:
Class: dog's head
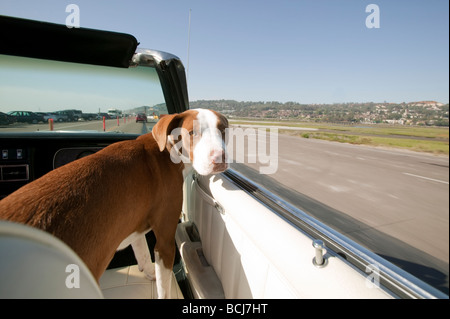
[152,109,228,175]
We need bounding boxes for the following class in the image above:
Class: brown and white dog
[0,108,228,298]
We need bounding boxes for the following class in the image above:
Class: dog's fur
[0,109,228,298]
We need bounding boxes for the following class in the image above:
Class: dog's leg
[154,250,173,299]
[131,234,155,280]
[154,239,175,299]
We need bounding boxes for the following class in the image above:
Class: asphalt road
[1,120,448,293]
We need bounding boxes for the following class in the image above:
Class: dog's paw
[143,266,156,281]
[138,262,156,281]
[144,271,156,281]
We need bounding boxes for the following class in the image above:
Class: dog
[0,109,228,298]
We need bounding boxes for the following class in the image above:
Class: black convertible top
[0,15,138,68]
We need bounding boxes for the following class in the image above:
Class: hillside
[189,100,449,126]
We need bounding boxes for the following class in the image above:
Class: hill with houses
[189,100,449,126]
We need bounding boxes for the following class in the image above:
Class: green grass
[230,119,449,155]
[231,120,449,139]
[314,125,449,140]
[282,130,449,155]
[368,136,449,154]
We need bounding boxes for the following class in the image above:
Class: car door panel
[179,170,395,298]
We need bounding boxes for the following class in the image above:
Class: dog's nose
[210,149,225,164]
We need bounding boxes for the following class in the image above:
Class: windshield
[0,54,167,133]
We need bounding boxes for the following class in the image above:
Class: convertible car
[0,15,447,299]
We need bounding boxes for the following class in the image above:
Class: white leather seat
[0,221,103,298]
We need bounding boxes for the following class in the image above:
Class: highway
[1,120,448,293]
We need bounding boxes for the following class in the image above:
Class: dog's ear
[152,113,182,152]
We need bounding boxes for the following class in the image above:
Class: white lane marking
[403,173,449,185]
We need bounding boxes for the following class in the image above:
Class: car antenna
[187,8,192,87]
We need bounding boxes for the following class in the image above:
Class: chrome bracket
[312,239,328,268]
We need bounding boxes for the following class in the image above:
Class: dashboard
[0,132,139,199]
